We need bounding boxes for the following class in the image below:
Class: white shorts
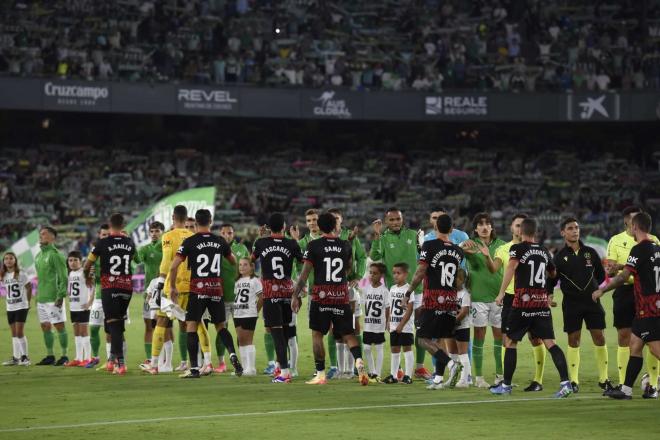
[142,296,157,320]
[89,299,105,326]
[471,301,502,328]
[37,302,67,324]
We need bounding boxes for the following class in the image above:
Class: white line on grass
[0,395,601,433]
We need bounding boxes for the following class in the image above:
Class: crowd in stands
[1,0,660,91]
[1,142,658,254]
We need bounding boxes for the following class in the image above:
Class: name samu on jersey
[91,235,136,294]
[625,240,660,319]
[419,239,464,312]
[252,235,302,299]
[509,242,555,309]
[177,233,231,296]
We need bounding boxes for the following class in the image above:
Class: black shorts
[101,290,131,326]
[501,294,514,333]
[389,331,414,347]
[417,309,456,339]
[70,310,91,323]
[613,285,635,329]
[7,309,28,325]
[363,331,385,345]
[632,317,660,343]
[186,294,225,324]
[506,308,555,342]
[308,301,353,336]
[454,328,470,342]
[263,298,292,328]
[234,317,258,331]
[562,297,606,333]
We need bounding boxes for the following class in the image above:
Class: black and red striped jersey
[252,234,302,299]
[509,241,555,309]
[303,236,352,304]
[177,232,231,296]
[418,239,464,311]
[90,234,136,294]
[625,239,660,319]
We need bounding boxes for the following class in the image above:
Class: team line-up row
[2,206,660,399]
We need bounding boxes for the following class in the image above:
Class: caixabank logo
[425,96,488,116]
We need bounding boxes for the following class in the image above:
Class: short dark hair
[512,213,528,223]
[219,223,234,230]
[149,221,165,231]
[186,217,195,222]
[268,213,285,233]
[520,218,537,237]
[305,209,319,217]
[110,213,124,229]
[173,205,188,222]
[632,212,652,232]
[393,262,409,272]
[41,226,57,237]
[327,208,342,216]
[369,262,387,275]
[430,207,446,213]
[622,206,643,217]
[195,209,212,227]
[560,217,579,230]
[386,207,401,214]
[67,251,82,260]
[317,213,337,234]
[99,223,109,231]
[436,214,452,234]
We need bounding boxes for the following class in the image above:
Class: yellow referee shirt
[606,231,659,284]
[160,227,193,294]
[494,240,516,294]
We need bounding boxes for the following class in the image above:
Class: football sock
[363,344,374,374]
[123,340,127,360]
[415,333,426,366]
[12,337,19,359]
[533,344,546,384]
[287,337,298,370]
[197,323,211,356]
[239,346,248,370]
[404,350,414,378]
[271,327,289,369]
[346,345,354,373]
[247,345,256,372]
[163,340,173,368]
[459,353,471,382]
[337,343,345,373]
[74,336,82,361]
[83,336,91,360]
[178,329,188,361]
[617,346,630,384]
[549,345,569,382]
[109,321,123,363]
[151,325,166,360]
[494,339,503,375]
[375,343,384,376]
[473,338,484,376]
[503,347,517,386]
[624,355,643,389]
[594,345,609,383]
[145,343,152,360]
[567,346,580,383]
[187,331,199,369]
[433,349,451,377]
[390,351,401,377]
[349,345,362,363]
[645,346,659,387]
[106,342,112,360]
[264,333,275,363]
[43,330,54,356]
[57,329,68,356]
[327,334,337,366]
[19,337,28,358]
[218,328,236,355]
[90,326,100,357]
[216,332,225,361]
[315,359,325,373]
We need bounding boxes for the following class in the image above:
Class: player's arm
[396,298,414,334]
[405,263,426,298]
[594,253,606,285]
[168,255,185,302]
[24,276,32,305]
[256,281,263,313]
[385,304,391,327]
[158,237,173,280]
[592,267,631,302]
[54,251,68,306]
[496,259,518,305]
[83,254,96,288]
[369,222,383,261]
[351,236,367,282]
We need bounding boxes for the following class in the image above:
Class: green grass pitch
[0,291,657,439]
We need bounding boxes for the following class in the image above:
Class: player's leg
[143,313,170,373]
[413,302,430,379]
[472,302,488,386]
[527,335,545,391]
[143,317,153,363]
[177,319,189,370]
[196,318,213,374]
[211,297,242,376]
[455,329,471,387]
[445,337,461,386]
[182,318,202,378]
[327,330,338,378]
[419,312,454,389]
[286,311,299,376]
[585,298,612,391]
[489,303,504,383]
[566,330,581,391]
[15,317,29,365]
[53,313,68,366]
[337,304,367,385]
[538,310,572,398]
[492,309,529,394]
[263,327,276,374]
[306,301,329,384]
[402,343,414,384]
[613,286,634,385]
[107,293,131,374]
[609,334,645,399]
[36,303,56,365]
